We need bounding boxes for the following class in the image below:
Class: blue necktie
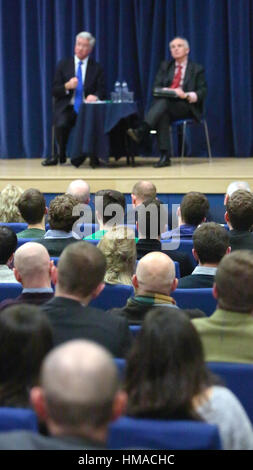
[74,61,83,113]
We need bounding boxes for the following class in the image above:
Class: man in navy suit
[127,37,207,167]
[42,31,106,167]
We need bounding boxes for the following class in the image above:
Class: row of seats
[0,283,216,315]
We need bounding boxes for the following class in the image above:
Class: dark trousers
[145,98,193,152]
[55,106,76,158]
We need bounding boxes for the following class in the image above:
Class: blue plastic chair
[108,416,221,450]
[0,283,22,302]
[17,238,35,249]
[161,238,197,266]
[90,283,134,310]
[170,118,212,162]
[0,223,27,234]
[0,407,38,432]
[172,288,216,316]
[208,362,253,424]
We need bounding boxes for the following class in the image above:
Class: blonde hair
[0,184,24,222]
[98,226,136,286]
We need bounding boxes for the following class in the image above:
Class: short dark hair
[137,198,167,238]
[193,222,229,264]
[95,190,126,225]
[226,189,253,230]
[125,307,216,420]
[58,241,106,297]
[0,304,53,407]
[0,226,17,264]
[215,250,253,313]
[17,188,46,225]
[180,192,209,226]
[48,194,79,232]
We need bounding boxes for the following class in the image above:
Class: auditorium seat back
[172,288,216,316]
[161,239,197,266]
[0,408,38,432]
[0,283,22,302]
[90,283,134,310]
[0,223,27,234]
[108,416,221,450]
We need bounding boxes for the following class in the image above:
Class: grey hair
[169,37,190,50]
[76,31,96,48]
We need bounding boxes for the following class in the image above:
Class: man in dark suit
[178,222,230,289]
[128,37,207,167]
[42,31,106,168]
[0,340,126,449]
[225,189,253,252]
[42,241,132,357]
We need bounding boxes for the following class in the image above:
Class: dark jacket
[153,60,207,121]
[177,274,215,289]
[42,296,132,357]
[229,230,253,252]
[53,56,106,125]
[36,237,78,257]
[0,292,54,312]
[0,431,104,450]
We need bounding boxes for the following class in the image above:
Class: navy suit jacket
[153,60,207,120]
[53,56,106,124]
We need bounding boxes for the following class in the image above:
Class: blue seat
[169,118,212,162]
[129,325,141,337]
[115,358,126,380]
[161,238,197,267]
[172,288,216,316]
[207,362,253,424]
[0,283,22,302]
[0,407,38,432]
[0,223,27,234]
[108,416,221,450]
[85,238,100,246]
[50,257,59,266]
[90,283,134,310]
[16,238,35,249]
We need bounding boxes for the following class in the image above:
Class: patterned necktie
[74,60,83,113]
[170,65,182,89]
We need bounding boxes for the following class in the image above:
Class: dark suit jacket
[0,292,54,311]
[53,56,106,125]
[153,60,207,120]
[229,230,253,252]
[136,238,194,278]
[42,296,132,357]
[36,237,79,257]
[0,431,104,450]
[177,274,214,289]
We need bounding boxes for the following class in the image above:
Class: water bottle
[121,81,129,102]
[114,81,121,102]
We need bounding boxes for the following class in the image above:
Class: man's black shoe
[89,156,100,169]
[71,156,86,168]
[127,122,150,144]
[59,155,67,164]
[41,157,58,166]
[153,154,171,168]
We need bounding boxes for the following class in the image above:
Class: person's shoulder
[189,60,205,71]
[88,57,104,69]
[177,275,193,288]
[56,57,74,67]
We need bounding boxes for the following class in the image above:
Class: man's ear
[192,248,199,262]
[90,282,105,300]
[170,277,178,293]
[132,274,138,289]
[30,387,48,422]
[131,194,136,207]
[224,211,229,224]
[177,206,181,217]
[50,261,58,285]
[111,390,128,423]
[226,246,231,255]
[6,253,14,269]
[212,283,218,300]
[13,267,22,283]
[224,194,229,206]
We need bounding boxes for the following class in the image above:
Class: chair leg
[169,125,174,158]
[203,119,212,161]
[181,121,187,163]
[51,125,55,157]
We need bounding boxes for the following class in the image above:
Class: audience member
[66,179,90,204]
[0,184,24,223]
[125,308,253,450]
[98,226,136,286]
[178,223,230,288]
[42,242,132,356]
[136,198,194,277]
[0,243,55,311]
[0,304,53,408]
[131,181,157,208]
[37,194,80,256]
[193,250,253,363]
[84,190,126,240]
[0,226,18,283]
[0,340,126,450]
[224,181,251,206]
[225,189,253,251]
[161,191,209,239]
[16,189,47,238]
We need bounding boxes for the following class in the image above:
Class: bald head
[66,179,90,204]
[40,340,119,428]
[14,242,52,287]
[224,181,251,205]
[136,252,176,295]
[131,181,157,207]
